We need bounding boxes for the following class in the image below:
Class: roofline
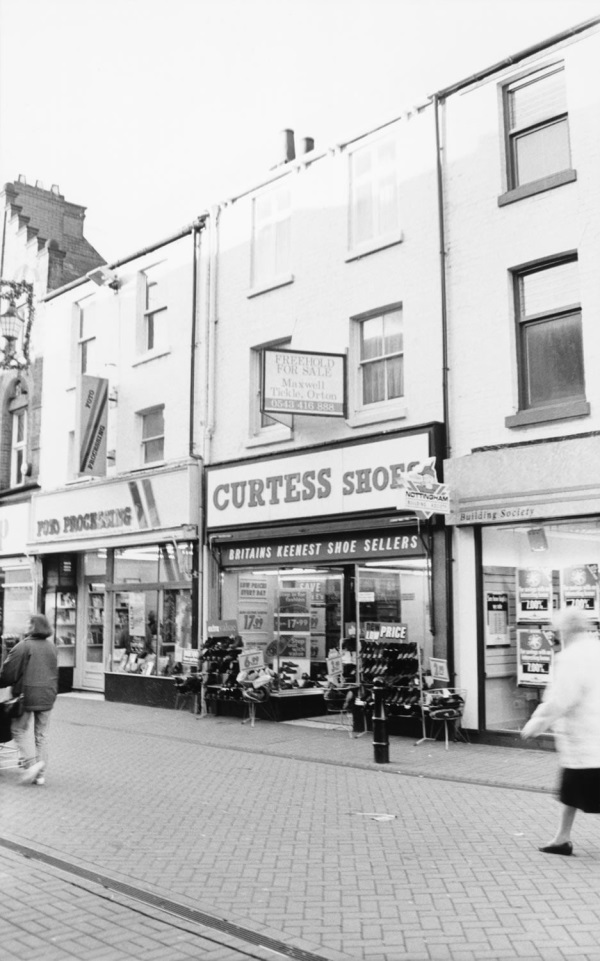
[42,214,208,302]
[433,15,600,100]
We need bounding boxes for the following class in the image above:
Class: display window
[109,543,194,677]
[216,557,435,692]
[481,517,600,733]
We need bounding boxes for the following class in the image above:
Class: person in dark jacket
[0,613,58,785]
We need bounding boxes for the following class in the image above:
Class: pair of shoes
[539,841,573,856]
[20,761,45,785]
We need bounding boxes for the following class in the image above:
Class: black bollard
[372,677,389,764]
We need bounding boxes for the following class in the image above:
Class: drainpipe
[188,216,207,654]
[434,93,456,685]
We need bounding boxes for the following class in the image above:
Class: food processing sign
[262,348,346,417]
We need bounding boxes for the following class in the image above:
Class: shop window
[481,519,600,733]
[139,406,165,464]
[507,256,588,426]
[141,263,168,354]
[110,544,194,676]
[502,63,573,198]
[348,134,402,258]
[248,341,293,443]
[250,183,292,293]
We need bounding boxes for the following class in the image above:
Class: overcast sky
[1,0,599,263]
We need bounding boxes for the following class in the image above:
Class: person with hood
[521,608,600,856]
[0,613,58,785]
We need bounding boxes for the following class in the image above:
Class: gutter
[42,216,208,302]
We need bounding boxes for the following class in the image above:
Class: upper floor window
[10,408,27,487]
[348,136,401,255]
[359,307,404,406]
[504,64,571,190]
[140,406,165,464]
[251,184,292,290]
[514,256,584,412]
[143,265,168,352]
[78,298,96,375]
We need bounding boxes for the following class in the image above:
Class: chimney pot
[302,137,315,154]
[280,128,295,164]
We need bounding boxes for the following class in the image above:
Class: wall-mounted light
[86,266,121,291]
[0,279,34,370]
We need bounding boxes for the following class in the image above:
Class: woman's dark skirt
[559,767,600,813]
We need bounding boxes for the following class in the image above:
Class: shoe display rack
[201,633,245,715]
[358,639,427,737]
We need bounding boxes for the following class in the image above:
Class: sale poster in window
[486,592,509,645]
[238,576,270,633]
[517,628,554,687]
[561,565,599,620]
[516,568,554,622]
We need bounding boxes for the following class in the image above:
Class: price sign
[238,649,265,672]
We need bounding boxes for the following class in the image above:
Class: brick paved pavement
[1,695,600,961]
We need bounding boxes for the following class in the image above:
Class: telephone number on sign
[266,400,342,413]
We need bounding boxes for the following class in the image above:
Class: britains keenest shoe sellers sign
[207,432,436,528]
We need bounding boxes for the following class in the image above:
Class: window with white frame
[513,256,585,412]
[349,136,401,254]
[143,265,168,352]
[504,63,571,190]
[77,297,96,374]
[249,340,293,439]
[10,408,27,487]
[251,184,292,289]
[140,407,165,464]
[355,306,404,408]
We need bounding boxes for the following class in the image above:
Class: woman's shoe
[539,841,573,856]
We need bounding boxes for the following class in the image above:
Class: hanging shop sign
[78,375,108,477]
[219,529,424,567]
[29,465,198,549]
[517,628,554,686]
[364,622,408,642]
[207,430,437,528]
[560,565,599,619]
[262,348,346,417]
[516,568,554,622]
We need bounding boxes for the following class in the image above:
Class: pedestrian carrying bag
[1,650,30,720]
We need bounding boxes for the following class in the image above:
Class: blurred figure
[0,613,58,785]
[521,609,600,855]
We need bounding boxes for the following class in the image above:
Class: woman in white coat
[521,608,600,856]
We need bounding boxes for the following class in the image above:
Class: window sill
[132,348,171,367]
[346,403,408,428]
[246,426,293,449]
[247,274,294,299]
[498,169,577,207]
[345,233,404,262]
[505,398,590,428]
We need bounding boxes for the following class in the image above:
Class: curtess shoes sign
[207,430,441,529]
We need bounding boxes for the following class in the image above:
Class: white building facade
[27,225,205,702]
[441,19,600,739]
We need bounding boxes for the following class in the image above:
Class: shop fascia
[206,427,445,533]
[28,464,199,552]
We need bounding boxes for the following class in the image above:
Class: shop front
[0,498,36,668]
[28,464,200,706]
[446,433,600,745]
[205,425,449,727]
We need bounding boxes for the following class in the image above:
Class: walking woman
[521,608,600,855]
[0,613,58,785]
